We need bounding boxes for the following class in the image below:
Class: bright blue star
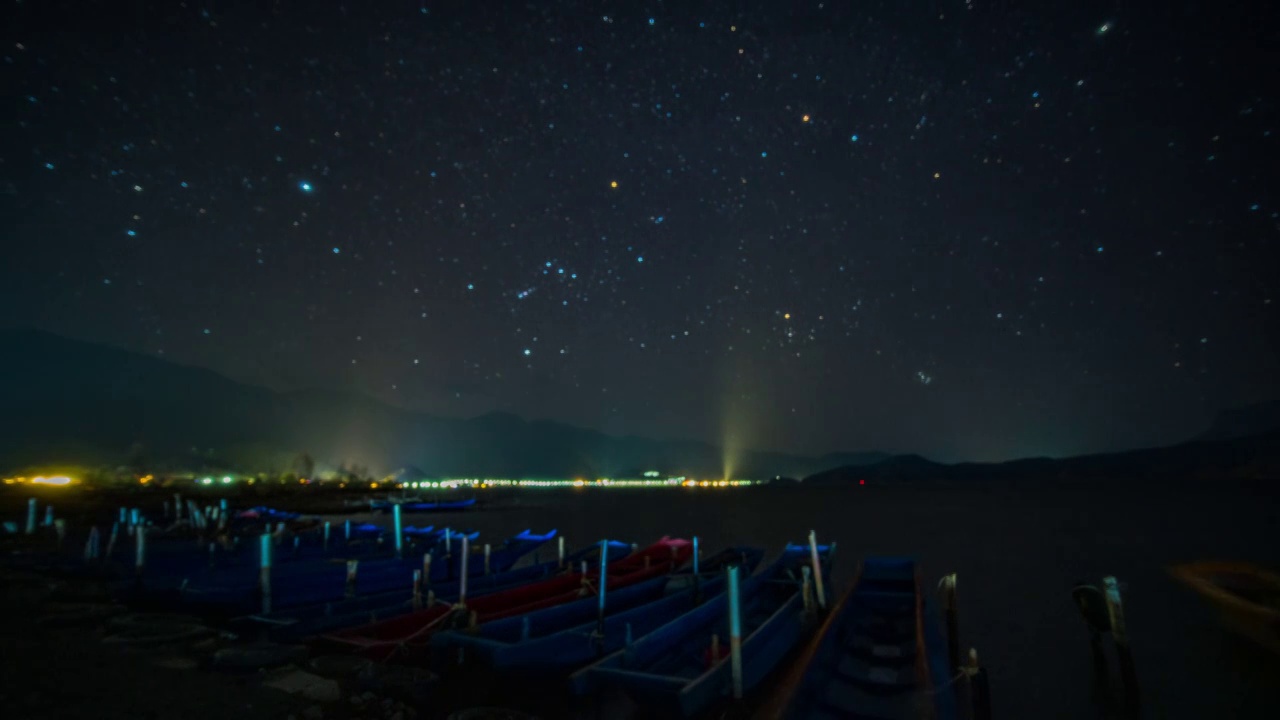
[648,18,655,26]
[850,134,859,142]
[654,216,665,224]
[1250,203,1260,211]
[179,181,189,188]
[637,256,645,263]
[126,229,136,237]
[522,348,532,356]
[466,283,474,290]
[760,151,768,158]
[332,247,340,254]
[44,162,55,170]
[1032,91,1040,98]
[299,181,313,192]
[1096,246,1104,253]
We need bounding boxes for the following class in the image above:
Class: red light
[859,479,866,486]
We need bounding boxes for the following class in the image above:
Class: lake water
[372,481,1280,719]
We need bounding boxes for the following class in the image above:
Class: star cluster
[2,1,1276,461]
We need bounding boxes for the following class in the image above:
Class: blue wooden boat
[117,526,469,597]
[241,540,635,641]
[234,506,302,522]
[432,547,765,673]
[178,529,551,612]
[371,497,477,513]
[569,542,833,717]
[768,557,960,720]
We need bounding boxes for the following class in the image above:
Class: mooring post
[43,505,54,528]
[174,493,183,521]
[423,552,433,593]
[106,521,119,558]
[808,530,827,610]
[940,573,960,671]
[344,519,352,541]
[558,535,565,568]
[54,519,66,548]
[25,498,37,535]
[801,565,814,613]
[458,533,469,606]
[597,539,610,640]
[412,569,422,610]
[445,527,452,558]
[393,503,403,559]
[1104,576,1140,714]
[728,565,743,699]
[259,533,272,615]
[693,535,702,604]
[84,526,100,561]
[345,559,359,599]
[134,525,147,580]
[968,648,992,720]
[323,521,331,551]
[484,543,491,575]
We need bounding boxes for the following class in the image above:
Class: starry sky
[2,1,1278,462]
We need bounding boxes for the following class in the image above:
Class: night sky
[3,1,1277,462]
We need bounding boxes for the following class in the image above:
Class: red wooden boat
[318,537,692,661]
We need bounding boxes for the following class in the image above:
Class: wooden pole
[968,648,991,720]
[84,526,100,560]
[597,540,609,640]
[728,565,743,700]
[393,503,403,559]
[458,533,469,605]
[801,565,813,613]
[259,533,273,614]
[134,525,147,579]
[1104,576,1140,715]
[808,530,826,610]
[940,573,960,671]
[105,521,119,558]
[345,559,359,599]
[693,535,702,604]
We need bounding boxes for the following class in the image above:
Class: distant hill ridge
[0,327,890,477]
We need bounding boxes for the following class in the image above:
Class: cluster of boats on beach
[4,497,994,718]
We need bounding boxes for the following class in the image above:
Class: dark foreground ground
[3,479,1279,719]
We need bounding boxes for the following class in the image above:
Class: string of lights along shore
[3,2,1276,462]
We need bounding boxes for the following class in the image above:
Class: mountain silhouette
[0,328,890,477]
